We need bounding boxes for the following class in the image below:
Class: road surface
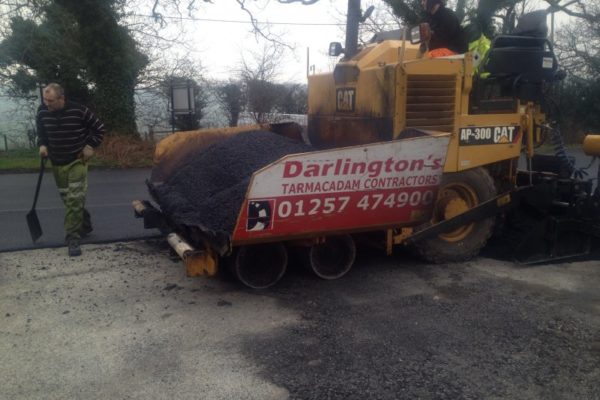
[1,241,598,400]
[0,149,596,252]
[0,168,159,252]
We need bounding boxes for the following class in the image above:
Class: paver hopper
[135,129,451,288]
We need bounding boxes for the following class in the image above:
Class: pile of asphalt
[152,130,313,246]
[240,256,600,399]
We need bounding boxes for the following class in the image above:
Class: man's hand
[81,145,94,162]
[39,145,48,158]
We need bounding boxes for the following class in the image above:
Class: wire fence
[0,133,34,151]
[2,113,309,151]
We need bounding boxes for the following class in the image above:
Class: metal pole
[550,12,555,44]
[4,134,8,152]
[400,27,407,64]
[38,83,44,106]
[170,77,175,135]
[187,79,192,118]
[344,0,361,60]
[306,47,310,78]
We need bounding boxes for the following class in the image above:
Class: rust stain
[308,115,394,148]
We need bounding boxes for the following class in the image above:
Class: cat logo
[336,88,356,112]
[459,125,520,146]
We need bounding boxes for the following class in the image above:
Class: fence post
[3,134,7,152]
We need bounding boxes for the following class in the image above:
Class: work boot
[79,225,93,238]
[68,239,82,257]
[80,209,93,238]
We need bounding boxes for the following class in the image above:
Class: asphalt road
[1,241,599,400]
[0,148,596,253]
[0,168,159,252]
[1,149,599,399]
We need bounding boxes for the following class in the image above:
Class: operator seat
[471,10,563,112]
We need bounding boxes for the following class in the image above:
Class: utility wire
[128,13,346,26]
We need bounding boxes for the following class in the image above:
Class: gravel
[1,242,599,399]
[152,130,313,247]
[240,251,600,400]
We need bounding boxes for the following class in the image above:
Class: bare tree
[551,1,599,80]
[277,83,307,114]
[356,1,404,44]
[239,43,286,124]
[135,90,170,139]
[215,81,245,127]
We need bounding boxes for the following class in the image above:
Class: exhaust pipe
[344,0,361,59]
[230,242,288,289]
[167,233,218,277]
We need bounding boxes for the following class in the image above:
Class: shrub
[95,134,155,168]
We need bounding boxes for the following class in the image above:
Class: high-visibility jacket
[468,34,491,75]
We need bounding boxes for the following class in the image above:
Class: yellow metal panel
[394,66,407,139]
[455,143,521,171]
[355,41,421,69]
[450,114,523,172]
[185,251,218,277]
[308,73,337,115]
[444,129,460,172]
[583,135,600,156]
[355,65,395,117]
[403,57,465,75]
[460,53,475,114]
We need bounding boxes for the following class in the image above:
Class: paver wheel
[308,234,356,280]
[231,242,288,289]
[413,167,496,263]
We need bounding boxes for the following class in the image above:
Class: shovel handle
[31,158,47,210]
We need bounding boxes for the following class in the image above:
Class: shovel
[26,158,47,243]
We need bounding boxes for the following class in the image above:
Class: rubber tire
[309,234,356,280]
[232,242,288,289]
[413,167,496,263]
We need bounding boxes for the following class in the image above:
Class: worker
[36,83,105,257]
[463,23,491,74]
[419,0,468,58]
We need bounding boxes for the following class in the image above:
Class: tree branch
[542,0,599,24]
[277,0,320,4]
[234,0,294,50]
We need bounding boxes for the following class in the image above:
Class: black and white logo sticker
[336,88,356,112]
[459,126,520,146]
[246,200,274,231]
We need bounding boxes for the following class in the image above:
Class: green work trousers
[52,159,91,240]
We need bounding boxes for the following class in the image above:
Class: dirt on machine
[134,6,600,288]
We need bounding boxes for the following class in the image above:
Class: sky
[0,0,575,141]
[136,0,365,83]
[131,0,572,84]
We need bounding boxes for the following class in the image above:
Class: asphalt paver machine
[134,5,600,288]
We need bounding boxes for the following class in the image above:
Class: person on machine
[419,0,468,58]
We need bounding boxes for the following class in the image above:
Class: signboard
[459,125,521,146]
[171,83,195,115]
[233,134,450,243]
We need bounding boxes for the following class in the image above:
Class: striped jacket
[36,101,105,166]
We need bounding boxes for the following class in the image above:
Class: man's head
[422,0,443,14]
[43,83,65,112]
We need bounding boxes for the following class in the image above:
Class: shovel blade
[26,209,43,243]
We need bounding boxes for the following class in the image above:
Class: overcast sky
[195,0,354,82]
[133,0,572,84]
[136,0,366,83]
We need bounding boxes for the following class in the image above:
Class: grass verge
[0,136,155,172]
